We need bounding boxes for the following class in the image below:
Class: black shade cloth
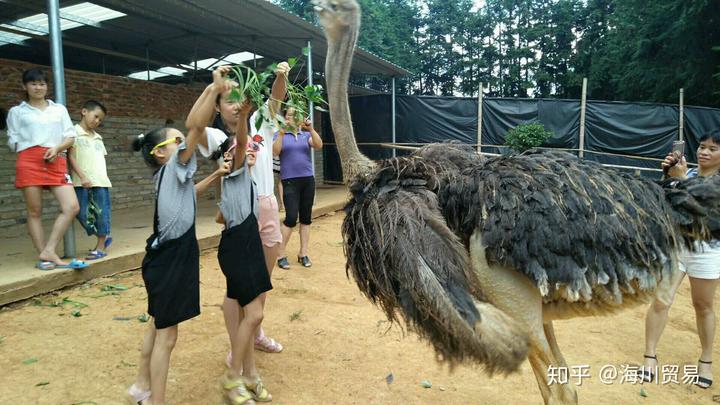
[322,95,720,183]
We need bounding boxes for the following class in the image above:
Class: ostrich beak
[311,0,325,12]
[311,0,335,13]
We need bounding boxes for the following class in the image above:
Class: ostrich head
[314,0,360,37]
[314,0,376,182]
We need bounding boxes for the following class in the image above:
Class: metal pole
[477,82,483,153]
[145,46,150,80]
[391,76,396,158]
[306,39,315,171]
[579,77,588,159]
[48,0,75,258]
[679,88,684,141]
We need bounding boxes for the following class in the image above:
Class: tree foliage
[273,0,720,107]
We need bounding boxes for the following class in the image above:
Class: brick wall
[0,58,216,228]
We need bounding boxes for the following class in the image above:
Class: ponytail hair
[132,127,171,169]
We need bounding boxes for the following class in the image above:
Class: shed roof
[0,0,409,84]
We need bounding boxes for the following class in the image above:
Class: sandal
[245,377,272,402]
[696,359,713,389]
[221,374,255,405]
[35,260,56,271]
[297,255,312,268]
[126,383,151,404]
[640,354,657,383]
[85,250,107,260]
[277,257,290,270]
[55,259,89,270]
[255,335,283,353]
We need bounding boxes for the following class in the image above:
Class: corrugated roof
[0,0,409,82]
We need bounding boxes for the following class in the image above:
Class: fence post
[306,39,314,169]
[579,77,588,159]
[391,76,396,158]
[477,82,483,153]
[679,88,684,141]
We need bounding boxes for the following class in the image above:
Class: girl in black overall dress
[125,77,231,405]
[216,101,274,404]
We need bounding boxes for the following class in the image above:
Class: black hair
[209,107,234,161]
[132,127,171,169]
[82,100,107,115]
[22,68,48,84]
[699,131,720,145]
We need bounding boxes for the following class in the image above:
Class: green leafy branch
[224,47,328,132]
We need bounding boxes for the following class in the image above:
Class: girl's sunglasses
[150,136,183,156]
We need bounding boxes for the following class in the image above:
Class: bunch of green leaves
[504,122,554,152]
[223,47,328,131]
[274,48,328,132]
[227,64,272,112]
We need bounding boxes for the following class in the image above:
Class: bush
[504,122,553,152]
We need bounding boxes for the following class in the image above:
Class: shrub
[504,122,553,152]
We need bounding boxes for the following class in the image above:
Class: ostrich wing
[442,150,685,304]
[343,156,528,373]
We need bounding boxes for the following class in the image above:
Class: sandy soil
[1,213,718,404]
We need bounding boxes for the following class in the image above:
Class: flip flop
[55,259,89,270]
[85,250,107,260]
[35,260,56,271]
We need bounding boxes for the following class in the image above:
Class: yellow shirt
[70,124,112,187]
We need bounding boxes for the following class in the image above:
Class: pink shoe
[127,384,150,404]
[254,335,283,353]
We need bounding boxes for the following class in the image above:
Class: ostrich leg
[544,322,569,369]
[469,231,578,405]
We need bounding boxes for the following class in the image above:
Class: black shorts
[218,215,272,306]
[282,176,315,227]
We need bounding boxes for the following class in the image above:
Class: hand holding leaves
[212,66,237,94]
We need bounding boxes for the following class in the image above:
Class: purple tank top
[276,131,314,180]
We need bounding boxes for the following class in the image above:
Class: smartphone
[672,140,685,160]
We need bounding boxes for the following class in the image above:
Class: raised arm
[180,67,235,164]
[269,62,290,116]
[233,102,253,171]
[185,66,235,149]
[196,160,231,195]
[302,118,323,150]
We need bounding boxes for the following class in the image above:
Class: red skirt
[15,146,73,189]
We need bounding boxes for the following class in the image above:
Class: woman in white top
[5,68,84,271]
[641,132,720,389]
[187,62,290,356]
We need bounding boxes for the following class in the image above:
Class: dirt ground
[1,213,719,404]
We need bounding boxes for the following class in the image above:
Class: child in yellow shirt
[68,100,112,259]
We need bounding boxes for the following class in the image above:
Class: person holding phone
[272,107,323,269]
[640,132,720,389]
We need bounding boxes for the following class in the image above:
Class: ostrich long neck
[325,15,375,182]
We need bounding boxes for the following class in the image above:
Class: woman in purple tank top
[272,107,323,269]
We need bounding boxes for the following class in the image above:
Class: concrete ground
[0,185,348,306]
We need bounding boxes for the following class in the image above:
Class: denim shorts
[75,187,111,236]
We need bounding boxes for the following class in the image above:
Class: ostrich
[313,0,720,403]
